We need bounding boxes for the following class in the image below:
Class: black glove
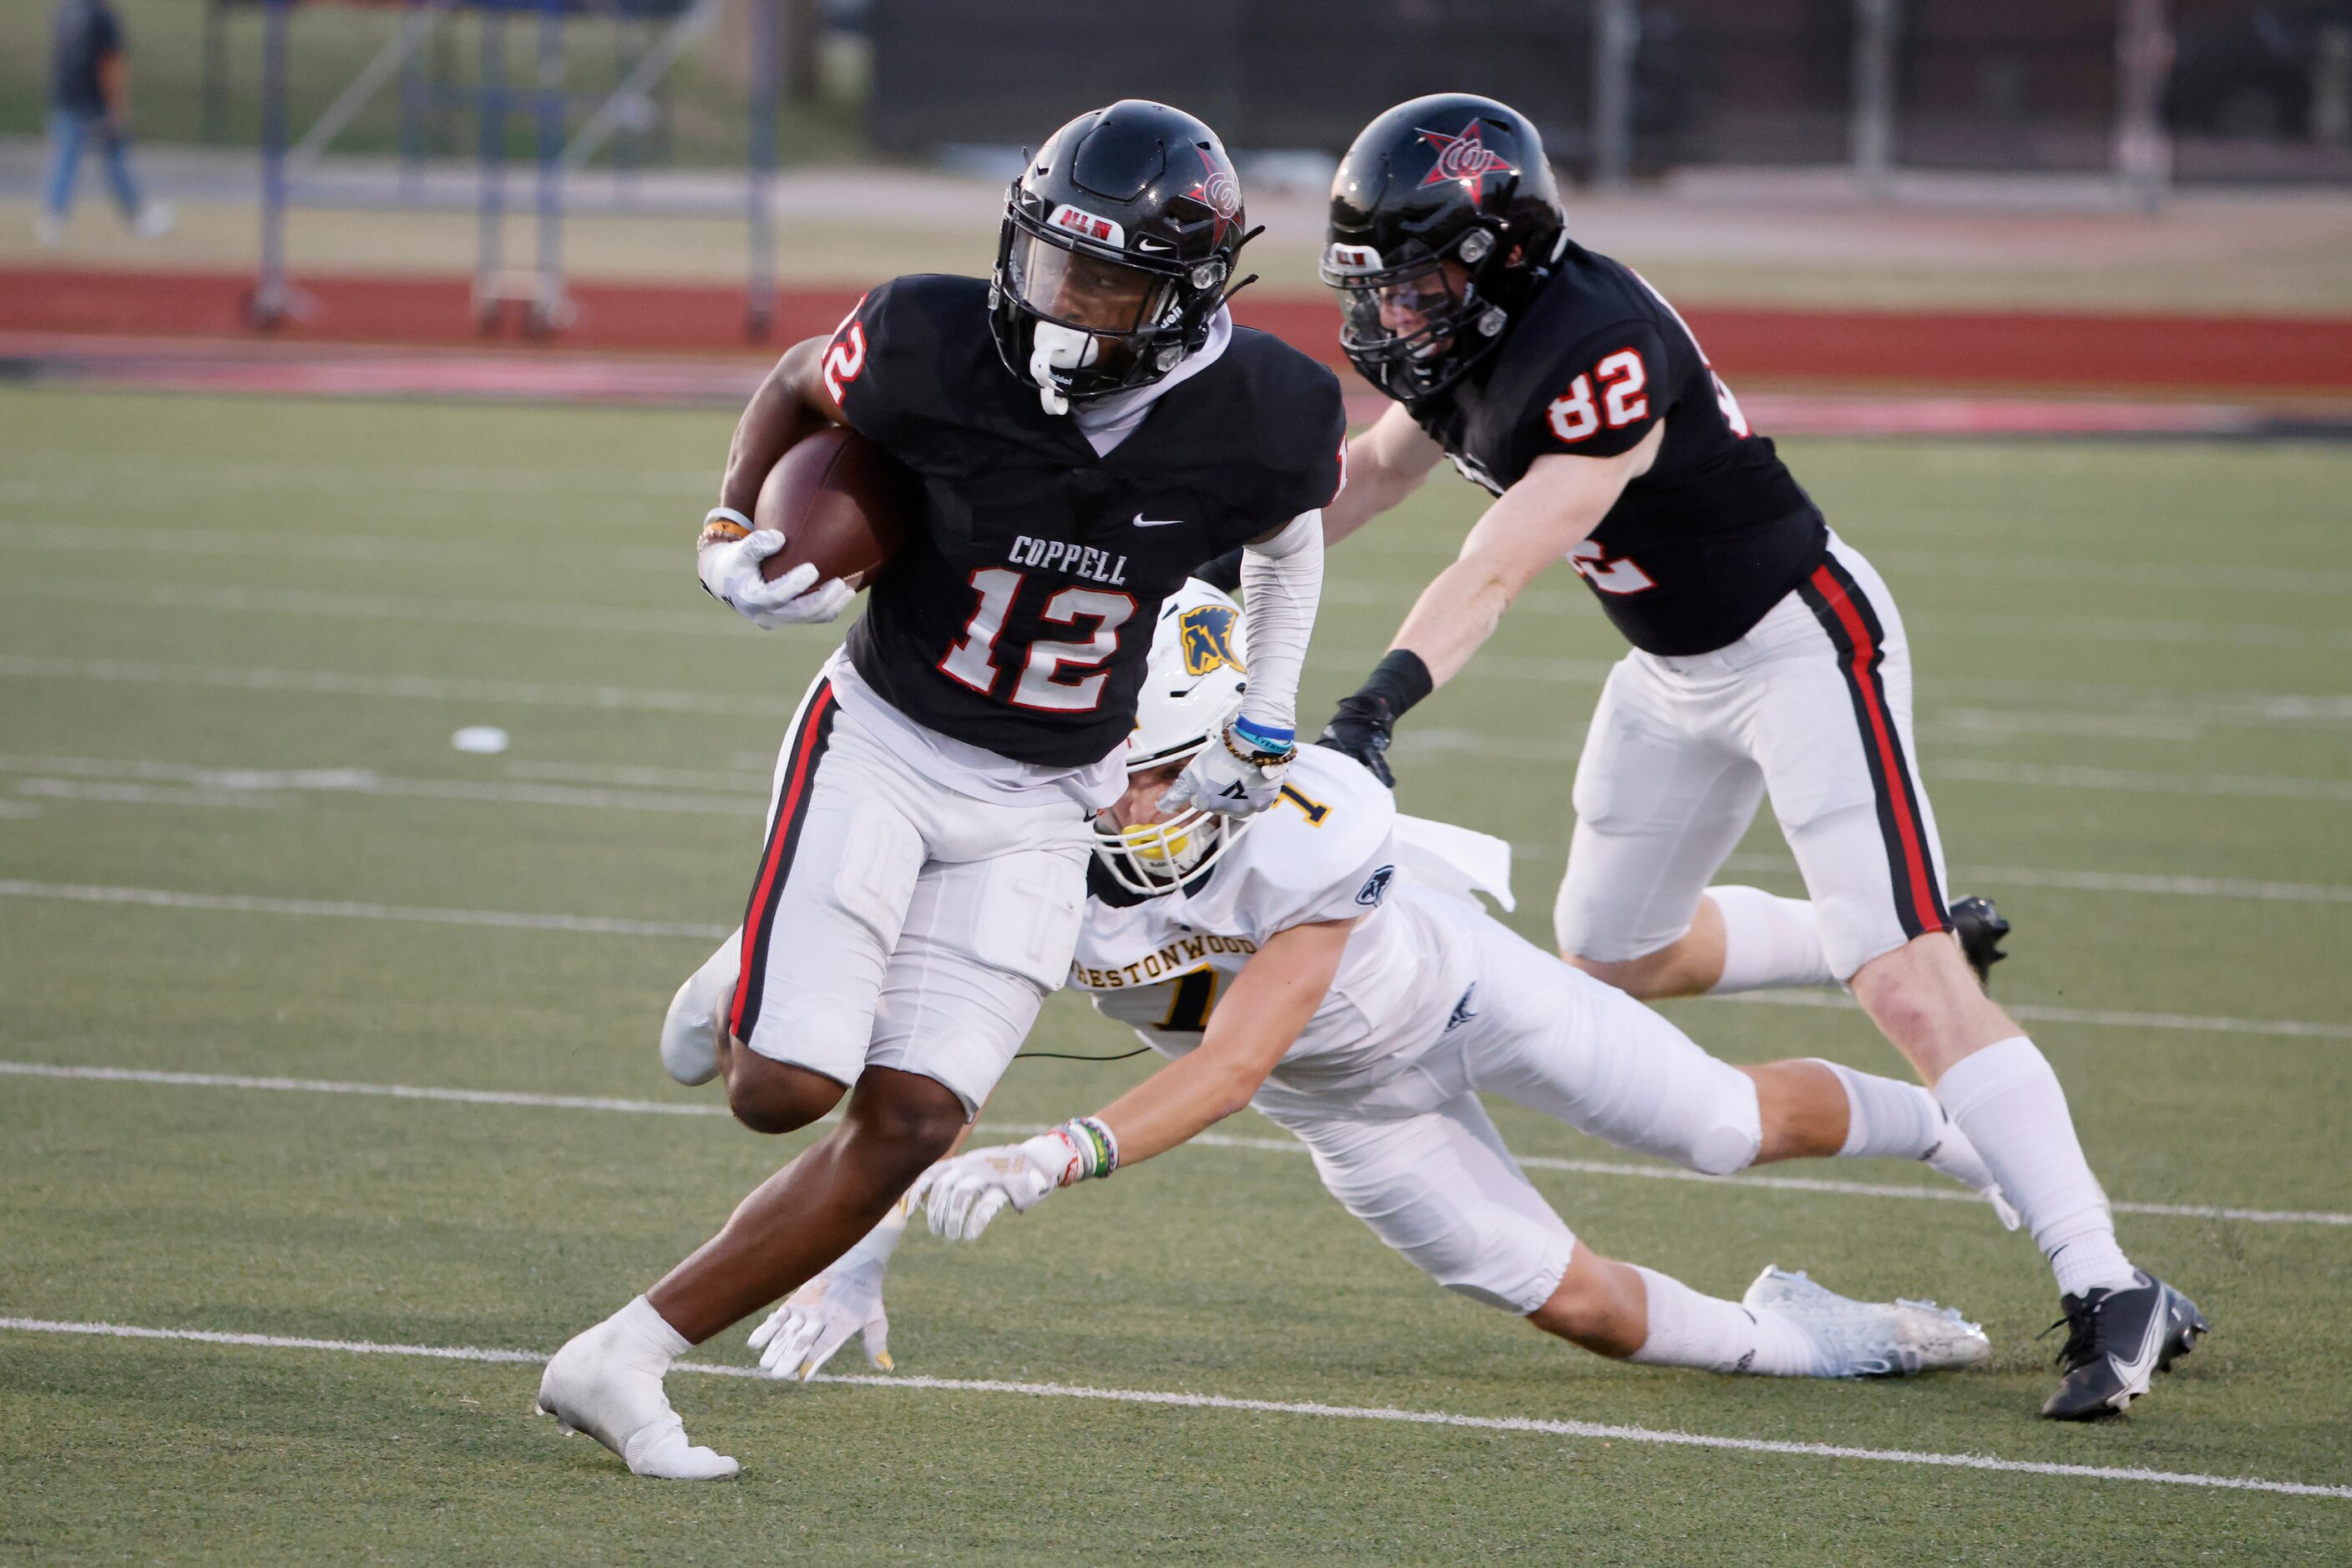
[1317,691,1399,788]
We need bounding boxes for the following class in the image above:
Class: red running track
[5,266,2351,392]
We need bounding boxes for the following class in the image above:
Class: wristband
[1352,649,1434,720]
[1229,716,1296,753]
[701,506,754,548]
[1058,1115,1120,1183]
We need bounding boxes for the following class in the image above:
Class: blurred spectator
[38,0,172,245]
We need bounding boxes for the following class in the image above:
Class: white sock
[1812,1058,1942,1160]
[611,1294,692,1368]
[1626,1267,1826,1377]
[1935,1037,2137,1297]
[1706,886,1839,994]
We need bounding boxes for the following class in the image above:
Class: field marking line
[0,880,735,938]
[0,756,762,819]
[23,746,2351,821]
[1712,989,2352,1041]
[5,877,2344,1039]
[11,652,2345,746]
[0,654,794,718]
[1716,854,2352,906]
[3,579,745,640]
[1932,759,2352,804]
[1318,650,2352,726]
[1397,732,2352,803]
[6,1060,2343,1227]
[2,1316,2344,1500]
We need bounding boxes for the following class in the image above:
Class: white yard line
[0,881,732,938]
[1713,989,2352,1041]
[4,1060,2342,1227]
[1,1316,2344,1500]
[1318,650,2352,727]
[4,579,746,640]
[1394,734,2352,803]
[5,878,2343,1038]
[0,654,793,718]
[1931,759,2352,803]
[0,756,762,819]
[1717,855,2352,906]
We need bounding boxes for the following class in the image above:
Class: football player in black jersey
[1309,94,2203,1421]
[537,100,1346,1479]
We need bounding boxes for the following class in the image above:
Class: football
[754,425,917,588]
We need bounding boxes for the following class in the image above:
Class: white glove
[921,1134,1082,1243]
[698,529,854,630]
[746,1200,905,1380]
[1158,721,1292,819]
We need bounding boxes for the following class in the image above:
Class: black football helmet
[1322,94,1566,407]
[991,100,1257,415]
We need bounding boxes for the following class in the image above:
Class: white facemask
[1027,320,1099,416]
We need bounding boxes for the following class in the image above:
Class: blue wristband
[1231,716,1296,754]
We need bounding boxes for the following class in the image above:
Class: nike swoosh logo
[2109,1297,2167,1392]
[1132,513,1184,529]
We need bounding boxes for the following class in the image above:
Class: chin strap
[1028,321,1100,416]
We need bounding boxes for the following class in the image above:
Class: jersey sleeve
[1224,339,1348,539]
[820,277,938,453]
[1504,316,1675,475]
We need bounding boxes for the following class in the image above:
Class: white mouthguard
[1027,321,1098,416]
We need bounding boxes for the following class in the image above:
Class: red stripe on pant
[730,681,837,1042]
[1804,563,1946,938]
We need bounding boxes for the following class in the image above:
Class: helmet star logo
[1415,123,1518,208]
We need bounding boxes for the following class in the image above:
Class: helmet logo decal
[1178,604,1242,675]
[1186,146,1241,245]
[1049,203,1125,245]
[1414,122,1518,208]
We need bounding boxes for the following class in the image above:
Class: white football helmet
[1093,579,1257,895]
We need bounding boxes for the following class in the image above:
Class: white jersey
[1070,746,1479,1098]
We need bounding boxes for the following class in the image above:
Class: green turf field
[2,387,2348,1562]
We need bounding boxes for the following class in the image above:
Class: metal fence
[861,0,2352,186]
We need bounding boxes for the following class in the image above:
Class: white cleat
[536,1323,738,1480]
[1743,1265,1992,1378]
[1923,1115,2022,1230]
[660,931,743,1086]
[134,201,175,239]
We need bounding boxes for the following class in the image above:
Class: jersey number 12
[939,568,1136,712]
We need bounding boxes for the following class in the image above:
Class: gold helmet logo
[1178,604,1244,676]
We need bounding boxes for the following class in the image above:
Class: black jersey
[1414,245,1827,656]
[827,276,1345,768]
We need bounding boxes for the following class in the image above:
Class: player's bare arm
[694,334,861,630]
[1090,915,1353,1163]
[1321,402,1445,545]
[1390,423,1661,685]
[1322,424,1660,782]
[715,335,849,522]
[923,912,1351,1245]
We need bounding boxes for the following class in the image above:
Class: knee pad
[1682,1070,1763,1176]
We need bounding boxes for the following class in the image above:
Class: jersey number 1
[939,568,1136,712]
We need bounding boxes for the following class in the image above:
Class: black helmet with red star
[1321,94,1565,407]
[990,100,1258,414]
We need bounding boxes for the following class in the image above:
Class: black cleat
[2041,1272,2210,1420]
[1949,895,2011,987]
